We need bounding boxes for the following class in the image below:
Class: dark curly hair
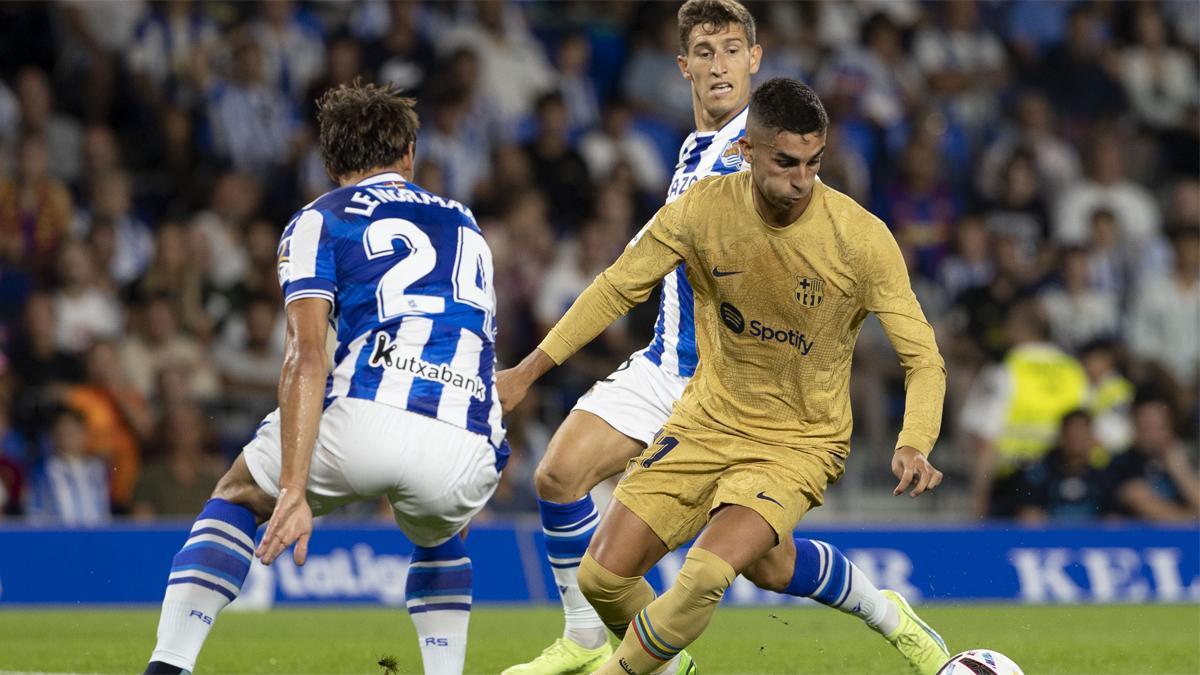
[316,80,419,180]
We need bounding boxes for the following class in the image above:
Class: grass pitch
[1,604,1197,674]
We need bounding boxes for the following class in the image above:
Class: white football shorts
[571,351,689,447]
[244,397,501,547]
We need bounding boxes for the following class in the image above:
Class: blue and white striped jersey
[277,172,505,453]
[641,106,749,377]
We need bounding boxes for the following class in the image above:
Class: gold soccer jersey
[539,171,945,461]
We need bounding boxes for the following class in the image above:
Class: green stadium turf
[1,604,1197,674]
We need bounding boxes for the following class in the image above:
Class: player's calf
[406,535,473,675]
[144,497,259,674]
[747,538,900,635]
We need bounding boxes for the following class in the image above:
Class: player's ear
[749,43,762,75]
[738,135,752,156]
[401,141,416,175]
[677,54,691,80]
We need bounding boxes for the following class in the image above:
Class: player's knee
[211,456,274,522]
[533,455,586,503]
[578,551,630,604]
[677,547,737,604]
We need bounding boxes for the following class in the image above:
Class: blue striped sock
[407,537,472,675]
[539,496,606,646]
[149,498,257,672]
[785,538,891,632]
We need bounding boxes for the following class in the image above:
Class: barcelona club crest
[796,276,824,307]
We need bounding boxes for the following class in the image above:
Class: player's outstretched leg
[144,498,258,674]
[744,538,949,675]
[406,535,474,675]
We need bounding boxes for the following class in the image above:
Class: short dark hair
[748,78,829,137]
[316,81,419,179]
[677,0,756,54]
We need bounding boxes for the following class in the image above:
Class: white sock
[409,609,469,675]
[539,496,606,649]
[406,540,473,675]
[552,564,608,649]
[149,499,256,671]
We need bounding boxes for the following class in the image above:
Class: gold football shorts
[612,422,845,549]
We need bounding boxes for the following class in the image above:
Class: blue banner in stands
[0,523,1196,606]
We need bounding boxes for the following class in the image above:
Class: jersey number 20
[363,218,495,332]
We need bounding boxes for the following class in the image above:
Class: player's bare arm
[255,296,330,566]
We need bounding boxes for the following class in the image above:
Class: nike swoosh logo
[756,491,783,508]
[712,266,743,277]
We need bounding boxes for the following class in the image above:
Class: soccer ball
[936,649,1024,675]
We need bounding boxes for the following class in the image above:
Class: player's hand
[891,446,943,498]
[496,367,530,414]
[255,484,313,566]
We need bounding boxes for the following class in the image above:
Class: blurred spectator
[621,8,695,129]
[205,30,302,174]
[960,300,1089,518]
[912,0,1006,135]
[1085,208,1132,302]
[814,123,870,206]
[485,188,555,364]
[556,32,601,132]
[1127,228,1200,396]
[73,170,154,286]
[214,294,283,446]
[977,92,1081,201]
[14,67,83,184]
[190,173,261,290]
[984,150,1052,264]
[251,1,326,102]
[523,91,592,235]
[5,292,83,392]
[1015,410,1109,523]
[27,406,110,525]
[53,239,123,355]
[1080,339,1134,454]
[119,295,220,404]
[126,0,221,109]
[579,98,668,195]
[881,138,960,280]
[136,222,213,340]
[365,1,436,96]
[1118,4,1198,134]
[440,1,555,127]
[132,403,223,518]
[1038,246,1119,352]
[816,12,924,134]
[420,89,490,203]
[64,340,152,513]
[0,134,74,273]
[1107,399,1200,522]
[940,214,994,302]
[59,0,145,122]
[1037,3,1127,128]
[1055,138,1162,248]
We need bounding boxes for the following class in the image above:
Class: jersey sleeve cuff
[537,331,574,365]
[896,431,934,456]
[283,278,336,306]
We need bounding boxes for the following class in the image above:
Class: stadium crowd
[0,0,1196,524]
